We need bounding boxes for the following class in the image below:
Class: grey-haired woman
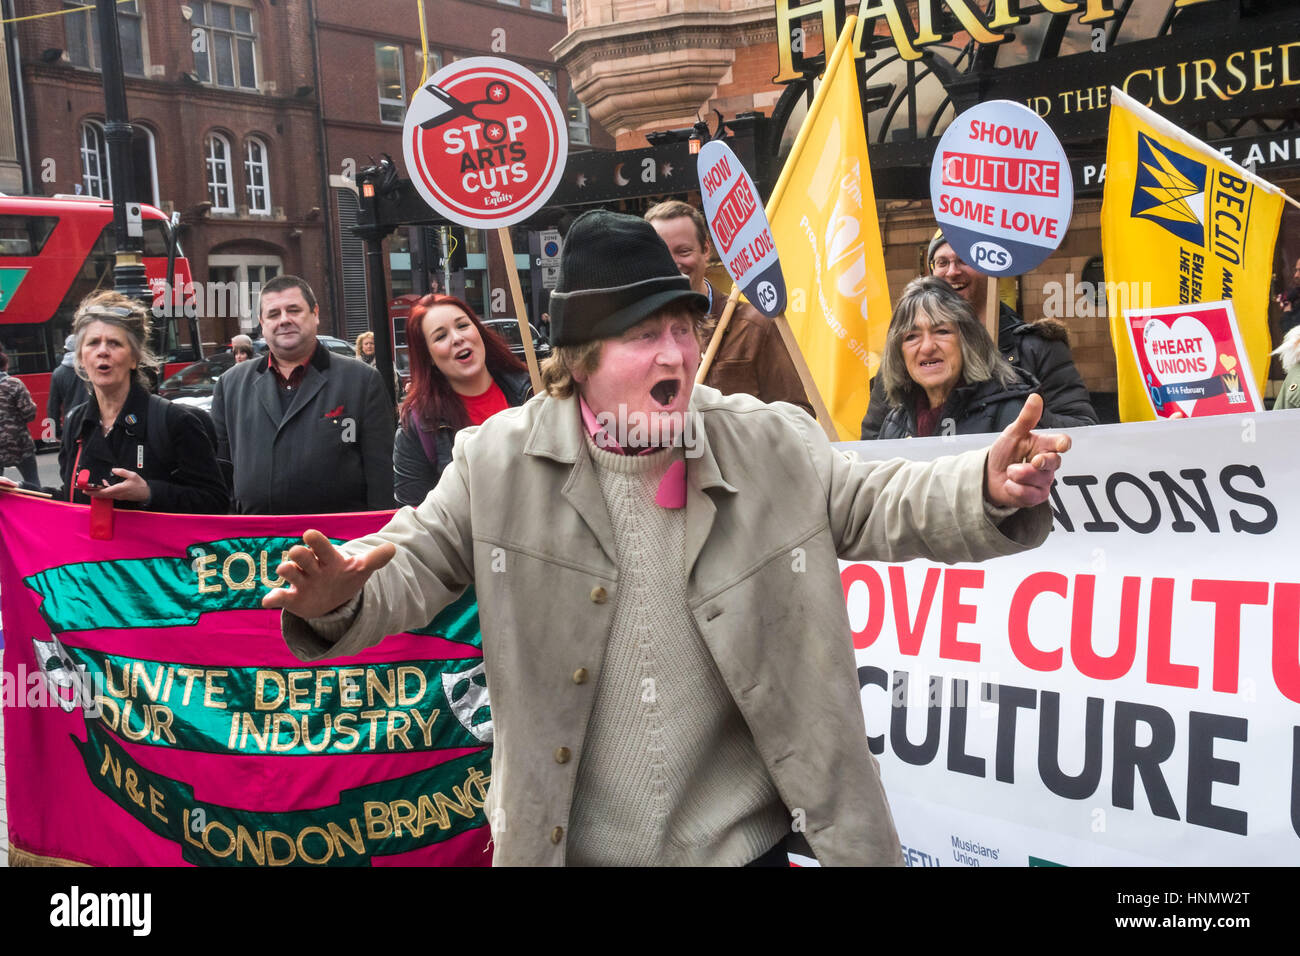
[874,276,1063,439]
[52,290,228,513]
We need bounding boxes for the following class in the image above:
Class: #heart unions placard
[1123,300,1262,418]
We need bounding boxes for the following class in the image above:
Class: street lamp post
[96,0,148,303]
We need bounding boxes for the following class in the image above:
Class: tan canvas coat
[283,385,1051,865]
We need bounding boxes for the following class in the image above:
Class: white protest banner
[839,411,1299,866]
[931,100,1072,277]
[1123,300,1263,419]
[403,57,568,230]
[697,140,786,317]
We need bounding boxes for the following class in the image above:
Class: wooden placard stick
[496,227,543,394]
[984,275,1000,342]
[696,284,740,385]
[0,484,53,499]
[696,284,836,440]
[772,313,837,441]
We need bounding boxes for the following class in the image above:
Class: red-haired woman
[394,294,531,506]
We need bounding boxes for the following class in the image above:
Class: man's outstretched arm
[262,529,396,620]
[811,393,1071,565]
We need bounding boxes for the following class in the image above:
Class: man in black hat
[265,210,1072,867]
[860,230,1099,439]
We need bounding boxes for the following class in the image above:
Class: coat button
[550,826,564,844]
[572,667,589,684]
[590,586,607,604]
[555,746,571,764]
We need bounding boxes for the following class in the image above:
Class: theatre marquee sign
[772,0,1300,182]
[773,0,1229,78]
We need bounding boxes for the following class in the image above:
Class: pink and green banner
[1,495,492,867]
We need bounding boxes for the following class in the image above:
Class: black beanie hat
[548,210,709,346]
[927,229,948,267]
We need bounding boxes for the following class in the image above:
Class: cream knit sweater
[566,441,789,866]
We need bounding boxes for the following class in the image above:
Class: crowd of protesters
[4,205,1298,868]
[3,213,1298,512]
[3,217,1299,510]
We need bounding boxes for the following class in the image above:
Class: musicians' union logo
[1130,132,1208,245]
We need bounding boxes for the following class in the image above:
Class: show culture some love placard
[1123,300,1262,418]
[930,100,1073,277]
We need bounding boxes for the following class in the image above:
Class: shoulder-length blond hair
[71,290,159,389]
[879,276,1016,407]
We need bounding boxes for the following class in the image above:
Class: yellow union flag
[1101,87,1284,422]
[768,15,890,441]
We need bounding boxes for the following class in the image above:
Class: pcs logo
[971,241,1011,271]
[1130,132,1207,245]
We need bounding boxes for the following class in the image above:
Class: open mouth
[650,378,680,407]
[455,348,474,362]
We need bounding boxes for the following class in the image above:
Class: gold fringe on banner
[9,843,91,867]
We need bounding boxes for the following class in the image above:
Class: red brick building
[11,0,327,347]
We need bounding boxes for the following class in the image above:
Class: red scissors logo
[415,80,512,143]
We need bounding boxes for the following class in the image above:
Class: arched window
[205,133,235,212]
[132,125,160,208]
[244,137,271,215]
[80,121,110,198]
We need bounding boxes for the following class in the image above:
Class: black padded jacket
[861,304,1098,439]
[393,368,533,508]
[875,364,1066,440]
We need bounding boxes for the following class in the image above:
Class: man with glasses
[861,230,1099,439]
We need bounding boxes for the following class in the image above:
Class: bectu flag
[1101,87,1284,423]
[767,15,891,441]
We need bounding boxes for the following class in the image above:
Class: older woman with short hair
[874,276,1062,439]
[52,290,228,512]
[355,331,376,366]
[230,334,255,363]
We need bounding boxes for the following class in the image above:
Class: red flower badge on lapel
[324,405,345,419]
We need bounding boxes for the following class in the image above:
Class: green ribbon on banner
[64,645,491,755]
[77,721,489,866]
[24,535,481,646]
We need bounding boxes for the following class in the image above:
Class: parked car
[157,335,356,412]
[483,318,551,362]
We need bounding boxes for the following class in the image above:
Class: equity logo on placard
[1130,132,1207,245]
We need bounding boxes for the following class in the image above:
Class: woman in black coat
[54,291,228,513]
[873,277,1063,440]
[393,294,531,507]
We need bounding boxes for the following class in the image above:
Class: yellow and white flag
[768,15,891,441]
[1101,87,1284,422]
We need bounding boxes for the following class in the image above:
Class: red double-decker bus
[0,195,201,441]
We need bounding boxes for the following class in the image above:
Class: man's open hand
[261,529,396,620]
[985,393,1071,509]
